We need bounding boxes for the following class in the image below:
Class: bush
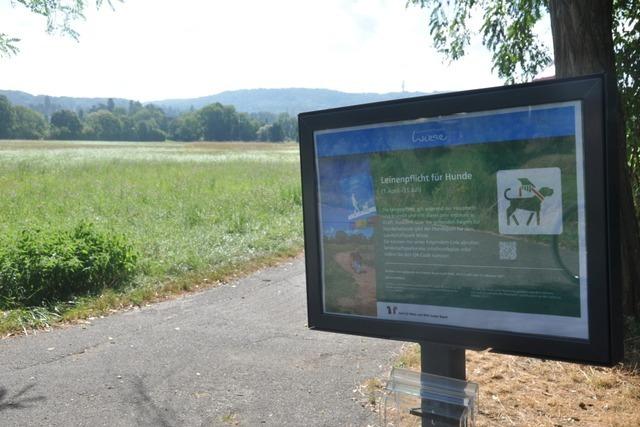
[0,222,138,308]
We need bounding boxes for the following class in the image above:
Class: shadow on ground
[129,375,177,427]
[0,384,46,412]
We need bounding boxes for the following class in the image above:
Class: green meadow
[0,140,303,330]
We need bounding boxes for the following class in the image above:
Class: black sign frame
[298,74,622,366]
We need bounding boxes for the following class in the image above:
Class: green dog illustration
[504,183,554,226]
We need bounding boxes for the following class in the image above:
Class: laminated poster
[315,102,588,339]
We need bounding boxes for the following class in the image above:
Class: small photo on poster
[318,157,378,317]
[497,167,563,235]
[343,173,377,221]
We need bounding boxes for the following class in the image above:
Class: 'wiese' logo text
[412,130,447,143]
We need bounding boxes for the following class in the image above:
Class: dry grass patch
[467,351,640,426]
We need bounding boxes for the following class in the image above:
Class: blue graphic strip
[315,106,576,158]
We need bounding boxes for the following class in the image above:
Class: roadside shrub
[0,222,138,308]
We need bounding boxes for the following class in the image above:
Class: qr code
[499,241,517,260]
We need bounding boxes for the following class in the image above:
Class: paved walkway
[0,257,402,426]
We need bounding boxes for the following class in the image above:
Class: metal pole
[421,342,465,379]
[420,342,466,427]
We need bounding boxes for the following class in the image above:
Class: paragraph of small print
[499,241,517,260]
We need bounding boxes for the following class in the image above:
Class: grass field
[0,140,303,332]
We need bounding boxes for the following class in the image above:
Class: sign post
[420,343,466,426]
[421,343,465,381]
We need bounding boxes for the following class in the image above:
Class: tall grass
[0,141,302,329]
[0,222,138,308]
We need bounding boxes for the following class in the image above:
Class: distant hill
[152,88,431,115]
[0,90,132,113]
[0,88,432,116]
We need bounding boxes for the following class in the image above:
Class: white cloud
[0,0,507,101]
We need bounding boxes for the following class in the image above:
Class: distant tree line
[0,95,298,142]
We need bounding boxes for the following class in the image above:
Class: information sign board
[299,75,622,365]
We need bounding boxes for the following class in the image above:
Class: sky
[0,0,548,102]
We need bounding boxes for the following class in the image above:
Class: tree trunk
[549,0,640,317]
